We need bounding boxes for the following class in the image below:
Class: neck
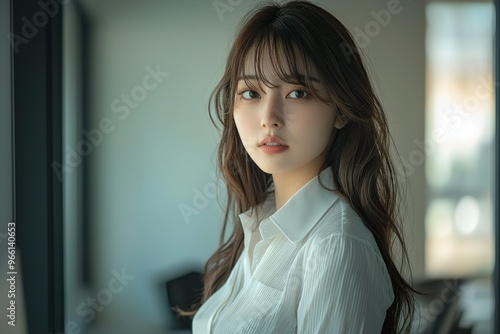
[272,163,324,211]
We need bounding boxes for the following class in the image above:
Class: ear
[334,114,348,129]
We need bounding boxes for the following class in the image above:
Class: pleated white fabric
[192,167,394,334]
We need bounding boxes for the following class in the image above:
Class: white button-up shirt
[192,167,394,333]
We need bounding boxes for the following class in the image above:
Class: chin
[253,163,293,175]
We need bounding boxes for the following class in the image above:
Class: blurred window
[425,2,495,277]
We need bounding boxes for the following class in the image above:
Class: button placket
[251,238,272,274]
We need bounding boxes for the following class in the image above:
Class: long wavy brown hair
[178,1,417,332]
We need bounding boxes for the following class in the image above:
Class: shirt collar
[239,167,339,244]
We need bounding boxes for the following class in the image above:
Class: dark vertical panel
[12,0,49,331]
[12,0,64,332]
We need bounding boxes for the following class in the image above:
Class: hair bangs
[237,25,330,103]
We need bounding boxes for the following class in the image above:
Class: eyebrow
[237,74,321,85]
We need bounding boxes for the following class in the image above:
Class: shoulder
[305,195,378,249]
[301,196,390,278]
[295,195,395,309]
[299,197,394,299]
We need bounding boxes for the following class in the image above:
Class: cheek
[292,112,334,145]
[233,112,253,145]
[233,112,245,133]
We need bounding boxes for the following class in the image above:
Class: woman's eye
[287,90,309,99]
[240,90,260,100]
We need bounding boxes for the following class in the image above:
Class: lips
[258,136,289,154]
[258,136,288,147]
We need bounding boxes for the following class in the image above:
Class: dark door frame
[11,0,64,333]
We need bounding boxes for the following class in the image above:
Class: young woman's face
[233,53,339,178]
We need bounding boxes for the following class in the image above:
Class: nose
[260,94,284,130]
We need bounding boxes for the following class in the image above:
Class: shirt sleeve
[296,233,395,334]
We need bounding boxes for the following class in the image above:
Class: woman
[180,1,416,332]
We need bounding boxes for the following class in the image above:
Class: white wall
[83,0,426,330]
[86,2,231,331]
